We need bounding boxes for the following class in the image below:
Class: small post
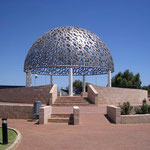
[73,106,80,125]
[34,74,38,86]
[26,69,31,87]
[69,67,73,96]
[2,118,8,144]
[108,69,111,87]
[50,75,53,85]
[82,75,86,92]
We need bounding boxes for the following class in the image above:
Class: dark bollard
[2,118,8,144]
[33,101,42,119]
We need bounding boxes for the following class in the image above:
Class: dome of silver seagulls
[24,26,114,76]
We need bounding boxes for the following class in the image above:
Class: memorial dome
[24,26,114,76]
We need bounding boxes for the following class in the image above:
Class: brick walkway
[3,105,150,150]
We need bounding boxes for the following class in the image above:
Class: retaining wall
[0,85,52,104]
[94,86,148,104]
[0,103,34,119]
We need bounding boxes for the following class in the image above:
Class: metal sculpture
[24,26,114,76]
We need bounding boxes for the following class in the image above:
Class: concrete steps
[51,114,70,118]
[52,96,94,107]
[48,114,73,124]
[53,103,92,107]
[48,118,69,123]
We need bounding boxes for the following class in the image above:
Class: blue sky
[0,0,150,88]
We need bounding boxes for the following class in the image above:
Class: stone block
[39,106,52,125]
[73,106,80,125]
[107,105,121,124]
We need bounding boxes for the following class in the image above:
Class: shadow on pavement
[104,114,115,124]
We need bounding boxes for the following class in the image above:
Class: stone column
[50,75,53,85]
[69,67,73,96]
[108,69,111,87]
[82,75,86,92]
[26,70,31,87]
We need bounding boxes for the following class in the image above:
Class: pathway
[3,105,150,150]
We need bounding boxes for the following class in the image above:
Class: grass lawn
[0,127,17,150]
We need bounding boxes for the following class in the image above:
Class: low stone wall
[107,105,150,124]
[0,103,34,119]
[49,84,58,105]
[39,106,52,124]
[94,85,148,104]
[121,114,150,124]
[0,85,52,104]
[87,85,98,105]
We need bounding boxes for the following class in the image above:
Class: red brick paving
[1,105,150,150]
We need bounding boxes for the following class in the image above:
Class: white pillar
[69,67,73,96]
[108,69,111,87]
[26,70,31,87]
[82,75,86,92]
[50,75,53,85]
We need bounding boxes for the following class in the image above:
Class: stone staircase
[48,114,73,124]
[52,96,94,107]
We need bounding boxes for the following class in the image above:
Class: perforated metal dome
[24,26,114,76]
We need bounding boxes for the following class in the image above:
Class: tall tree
[112,70,142,89]
[142,85,150,95]
[73,80,82,94]
[73,80,90,94]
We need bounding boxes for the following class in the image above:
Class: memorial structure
[24,26,114,96]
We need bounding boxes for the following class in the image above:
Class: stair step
[56,100,89,102]
[52,103,93,106]
[51,114,71,118]
[48,118,69,123]
[56,98,85,100]
[53,96,93,107]
[55,102,89,104]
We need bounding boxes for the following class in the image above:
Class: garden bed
[107,100,150,124]
[121,114,150,124]
[0,127,17,150]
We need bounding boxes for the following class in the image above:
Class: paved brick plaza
[5,105,150,150]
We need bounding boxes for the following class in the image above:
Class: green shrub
[135,99,150,114]
[141,104,149,114]
[119,102,133,115]
[148,105,150,113]
[135,106,142,114]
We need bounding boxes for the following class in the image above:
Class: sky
[0,0,150,88]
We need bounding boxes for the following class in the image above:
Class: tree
[142,85,150,95]
[73,80,82,94]
[112,70,142,89]
[73,80,90,94]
